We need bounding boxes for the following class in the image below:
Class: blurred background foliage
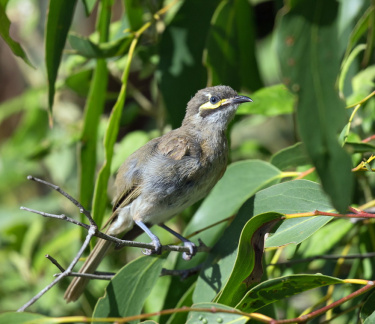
[1,0,375,323]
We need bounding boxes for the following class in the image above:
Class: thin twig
[269,252,375,266]
[26,175,96,226]
[20,205,205,254]
[54,272,114,280]
[46,254,115,280]
[17,227,96,312]
[45,254,65,272]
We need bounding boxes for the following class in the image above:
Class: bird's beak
[231,95,253,104]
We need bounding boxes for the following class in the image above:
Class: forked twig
[17,176,208,312]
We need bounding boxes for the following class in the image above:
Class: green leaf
[236,274,343,313]
[68,32,134,58]
[0,312,51,324]
[79,60,108,215]
[91,33,134,229]
[158,0,220,127]
[187,303,248,324]
[205,0,262,91]
[65,69,93,97]
[270,142,310,170]
[166,283,195,324]
[361,290,375,322]
[237,84,295,116]
[215,212,282,306]
[346,65,375,106]
[343,6,374,63]
[184,161,281,263]
[45,0,77,113]
[276,0,354,213]
[93,255,166,320]
[339,44,367,98]
[299,218,352,258]
[258,180,333,248]
[193,203,282,304]
[344,141,375,154]
[364,313,375,324]
[124,0,144,31]
[0,3,33,67]
[82,0,97,16]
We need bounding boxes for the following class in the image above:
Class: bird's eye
[210,96,219,104]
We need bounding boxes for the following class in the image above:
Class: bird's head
[182,85,252,130]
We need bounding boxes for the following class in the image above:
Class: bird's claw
[142,238,162,256]
[182,241,197,261]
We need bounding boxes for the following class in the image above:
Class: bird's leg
[159,224,197,260]
[135,220,162,255]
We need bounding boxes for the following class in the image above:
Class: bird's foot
[142,237,162,256]
[182,241,197,261]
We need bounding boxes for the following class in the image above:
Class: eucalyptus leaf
[360,289,375,322]
[236,274,343,313]
[187,303,248,324]
[270,142,310,170]
[258,180,333,248]
[276,0,353,213]
[93,255,166,322]
[0,312,51,324]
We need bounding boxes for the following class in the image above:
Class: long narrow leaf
[79,0,111,219]
[276,0,353,212]
[45,0,77,115]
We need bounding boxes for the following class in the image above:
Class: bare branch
[17,227,95,312]
[45,254,65,272]
[54,272,114,280]
[26,175,96,226]
[20,206,208,254]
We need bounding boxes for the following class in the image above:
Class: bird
[64,85,252,302]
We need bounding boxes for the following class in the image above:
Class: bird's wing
[101,139,159,230]
[102,133,200,230]
[157,133,201,160]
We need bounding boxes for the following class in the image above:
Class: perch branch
[17,175,210,312]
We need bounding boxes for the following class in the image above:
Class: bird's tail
[64,238,112,303]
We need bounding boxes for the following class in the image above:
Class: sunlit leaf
[259,180,333,248]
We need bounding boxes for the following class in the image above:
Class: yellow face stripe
[199,98,230,110]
